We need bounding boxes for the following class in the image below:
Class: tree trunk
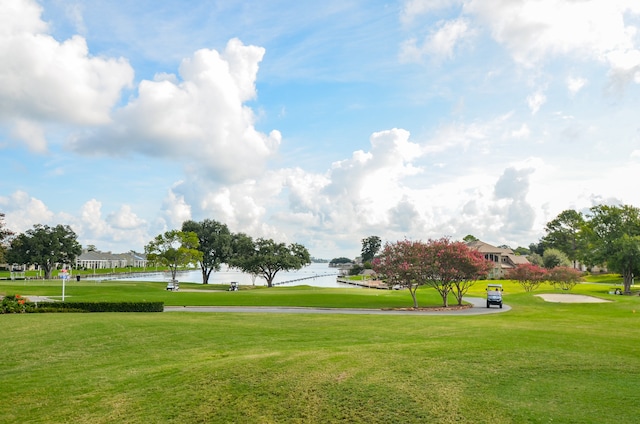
[201,266,209,284]
[409,285,419,308]
[623,270,633,295]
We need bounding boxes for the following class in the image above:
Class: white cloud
[107,205,147,230]
[463,0,640,77]
[0,191,54,233]
[567,76,588,95]
[527,90,547,115]
[10,119,47,153]
[70,38,281,183]
[400,18,472,61]
[0,0,134,134]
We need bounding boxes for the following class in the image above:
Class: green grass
[1,278,639,423]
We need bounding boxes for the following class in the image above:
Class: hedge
[26,301,164,313]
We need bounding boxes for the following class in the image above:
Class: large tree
[584,204,640,294]
[373,240,426,308]
[229,237,311,287]
[542,209,586,268]
[0,213,14,264]
[182,219,233,284]
[361,235,382,263]
[145,230,202,282]
[6,224,82,279]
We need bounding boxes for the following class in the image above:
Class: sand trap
[535,294,610,303]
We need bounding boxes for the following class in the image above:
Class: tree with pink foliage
[507,263,548,292]
[547,266,583,291]
[422,238,493,306]
[373,238,492,308]
[373,239,427,308]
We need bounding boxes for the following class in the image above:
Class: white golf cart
[486,283,503,308]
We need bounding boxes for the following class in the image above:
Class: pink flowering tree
[422,238,493,306]
[507,263,548,292]
[373,238,492,308]
[547,266,583,291]
[373,240,428,308]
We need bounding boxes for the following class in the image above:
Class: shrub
[1,294,31,314]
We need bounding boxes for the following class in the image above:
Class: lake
[110,263,356,288]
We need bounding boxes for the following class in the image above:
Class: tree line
[0,216,311,286]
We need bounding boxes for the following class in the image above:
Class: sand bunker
[535,294,610,303]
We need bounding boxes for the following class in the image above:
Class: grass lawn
[1,277,639,423]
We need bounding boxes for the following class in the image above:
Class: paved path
[164,297,511,315]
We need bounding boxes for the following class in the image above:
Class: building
[75,250,148,270]
[466,240,530,279]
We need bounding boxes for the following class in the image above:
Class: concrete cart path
[164,297,511,315]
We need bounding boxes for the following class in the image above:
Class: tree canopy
[361,235,382,263]
[584,204,640,294]
[229,237,311,287]
[6,224,82,279]
[542,209,586,268]
[182,219,233,284]
[145,230,202,282]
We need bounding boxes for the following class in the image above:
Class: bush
[1,294,31,314]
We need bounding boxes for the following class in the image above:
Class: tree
[507,263,547,292]
[329,257,353,266]
[542,248,571,269]
[229,237,311,287]
[373,239,427,308]
[584,204,640,294]
[542,209,586,268]
[421,238,492,307]
[514,246,530,256]
[373,238,491,308]
[6,224,82,279]
[0,213,14,264]
[145,230,202,282]
[361,236,381,263]
[547,266,583,291]
[463,234,479,243]
[182,219,232,284]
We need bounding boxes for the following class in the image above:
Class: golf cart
[228,281,239,291]
[486,284,503,308]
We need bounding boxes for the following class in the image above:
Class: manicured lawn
[1,278,639,423]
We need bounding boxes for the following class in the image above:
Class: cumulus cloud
[567,76,588,95]
[0,0,134,139]
[70,38,281,183]
[0,191,54,232]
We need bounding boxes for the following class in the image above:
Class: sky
[1,0,640,260]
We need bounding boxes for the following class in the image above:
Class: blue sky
[2,0,640,259]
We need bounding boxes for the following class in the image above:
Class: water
[107,263,355,288]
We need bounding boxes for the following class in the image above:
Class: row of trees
[507,263,583,292]
[373,238,492,308]
[145,219,311,287]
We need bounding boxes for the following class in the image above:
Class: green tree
[542,209,586,268]
[542,248,571,269]
[182,219,232,284]
[463,234,479,243]
[584,205,640,294]
[6,224,82,279]
[145,230,202,282]
[229,237,311,287]
[361,236,381,263]
[0,213,14,264]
